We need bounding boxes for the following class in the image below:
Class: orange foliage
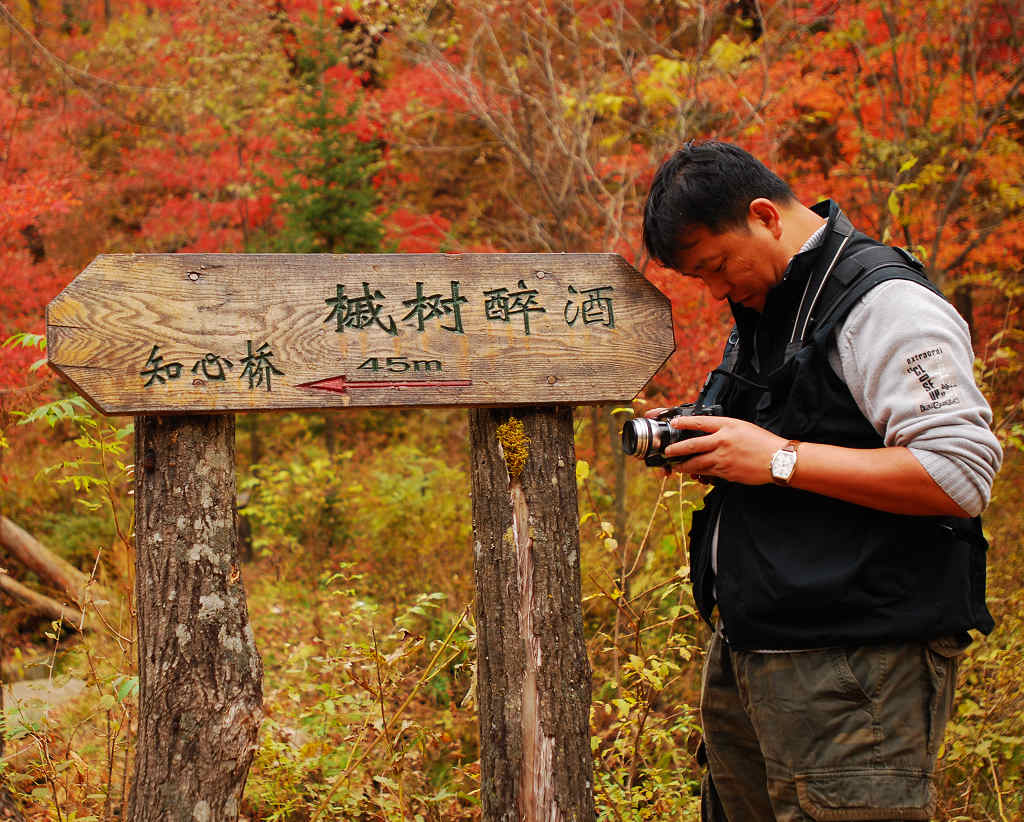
[0,0,1019,405]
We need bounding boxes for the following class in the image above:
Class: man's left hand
[663,415,787,485]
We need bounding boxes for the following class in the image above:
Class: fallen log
[0,571,85,630]
[0,516,100,605]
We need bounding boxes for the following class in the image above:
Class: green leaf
[115,676,139,702]
[16,394,93,428]
[2,332,46,351]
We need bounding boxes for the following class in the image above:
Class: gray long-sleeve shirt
[827,278,1002,516]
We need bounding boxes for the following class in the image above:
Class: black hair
[642,141,796,269]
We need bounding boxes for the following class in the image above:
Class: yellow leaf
[887,190,900,220]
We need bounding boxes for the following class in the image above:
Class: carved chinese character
[191,353,234,381]
[140,345,184,387]
[401,281,469,333]
[325,282,398,335]
[564,285,615,328]
[239,340,284,391]
[483,279,546,335]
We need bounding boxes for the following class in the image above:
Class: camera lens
[621,418,653,457]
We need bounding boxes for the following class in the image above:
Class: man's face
[673,210,789,312]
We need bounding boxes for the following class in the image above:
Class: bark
[128,415,263,822]
[469,406,595,822]
[0,571,85,629]
[0,516,97,604]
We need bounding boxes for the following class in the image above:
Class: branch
[0,516,104,605]
[0,571,84,629]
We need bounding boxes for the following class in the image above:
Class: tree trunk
[128,415,263,822]
[323,411,336,457]
[469,406,595,822]
[951,283,976,345]
[247,413,263,467]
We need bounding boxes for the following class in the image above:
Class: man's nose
[705,277,730,301]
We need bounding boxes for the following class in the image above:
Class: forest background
[0,0,1022,820]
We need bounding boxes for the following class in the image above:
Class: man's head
[643,141,812,311]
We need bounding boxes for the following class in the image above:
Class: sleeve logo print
[905,347,962,412]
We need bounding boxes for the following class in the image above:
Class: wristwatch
[770,440,800,486]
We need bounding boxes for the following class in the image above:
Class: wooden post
[469,406,595,822]
[128,415,263,822]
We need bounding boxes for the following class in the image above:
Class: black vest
[690,202,994,650]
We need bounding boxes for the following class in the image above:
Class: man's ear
[748,198,784,239]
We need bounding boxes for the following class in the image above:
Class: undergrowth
[1,391,1021,821]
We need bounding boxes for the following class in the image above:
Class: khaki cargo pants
[699,629,965,821]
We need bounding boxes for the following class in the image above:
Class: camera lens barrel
[621,418,668,458]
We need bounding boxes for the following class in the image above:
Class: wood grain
[47,253,675,414]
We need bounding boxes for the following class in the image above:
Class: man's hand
[662,415,787,485]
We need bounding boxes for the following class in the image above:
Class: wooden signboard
[46,253,674,415]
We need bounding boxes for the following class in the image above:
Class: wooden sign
[46,253,674,415]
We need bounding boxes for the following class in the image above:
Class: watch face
[771,449,797,481]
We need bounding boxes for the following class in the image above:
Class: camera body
[623,327,737,468]
[620,400,722,468]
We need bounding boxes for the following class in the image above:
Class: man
[641,141,1001,821]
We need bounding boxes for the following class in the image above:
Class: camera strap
[808,245,937,348]
[697,326,764,412]
[788,241,933,355]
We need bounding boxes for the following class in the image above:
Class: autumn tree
[756,0,1023,333]
[268,84,384,253]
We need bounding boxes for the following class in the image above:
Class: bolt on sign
[46,253,675,415]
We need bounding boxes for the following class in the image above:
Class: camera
[620,401,721,468]
[623,327,737,468]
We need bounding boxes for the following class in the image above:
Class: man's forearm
[664,415,970,518]
[790,442,969,518]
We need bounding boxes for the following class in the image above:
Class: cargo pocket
[794,768,934,820]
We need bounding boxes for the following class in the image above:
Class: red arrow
[297,375,473,394]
